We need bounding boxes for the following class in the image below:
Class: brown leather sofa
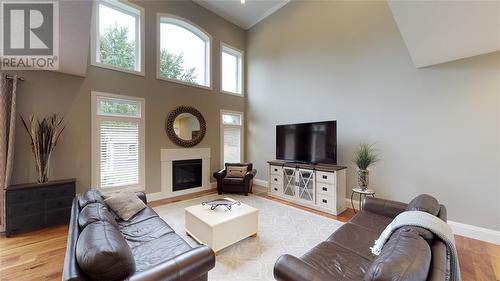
[213,163,257,196]
[274,194,449,281]
[63,189,215,281]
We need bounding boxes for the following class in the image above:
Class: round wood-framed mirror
[165,106,206,147]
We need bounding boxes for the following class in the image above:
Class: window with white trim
[91,0,144,74]
[221,110,243,166]
[221,43,243,95]
[158,14,211,88]
[92,92,145,191]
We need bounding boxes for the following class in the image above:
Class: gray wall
[9,1,246,194]
[246,1,500,230]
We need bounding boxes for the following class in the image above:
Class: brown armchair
[213,163,257,196]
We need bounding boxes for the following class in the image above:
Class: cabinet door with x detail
[283,167,296,198]
[297,169,315,204]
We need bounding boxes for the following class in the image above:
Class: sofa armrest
[244,169,257,182]
[62,198,86,281]
[135,192,147,204]
[362,197,407,218]
[274,254,332,281]
[127,246,215,281]
[213,169,227,181]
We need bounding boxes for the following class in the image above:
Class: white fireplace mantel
[149,148,213,201]
[160,148,211,162]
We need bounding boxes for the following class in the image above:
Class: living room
[0,0,499,280]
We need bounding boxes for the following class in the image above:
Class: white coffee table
[184,198,258,254]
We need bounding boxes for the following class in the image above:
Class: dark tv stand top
[267,160,347,172]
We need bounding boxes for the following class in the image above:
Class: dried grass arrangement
[21,114,65,183]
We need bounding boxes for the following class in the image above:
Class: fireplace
[172,159,202,191]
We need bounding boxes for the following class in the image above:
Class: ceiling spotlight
[241,0,245,4]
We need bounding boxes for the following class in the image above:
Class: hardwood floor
[0,185,498,281]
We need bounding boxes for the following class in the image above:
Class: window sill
[97,185,145,195]
[221,90,244,97]
[91,62,145,76]
[156,75,212,91]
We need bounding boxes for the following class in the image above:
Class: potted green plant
[353,142,380,190]
[21,114,65,183]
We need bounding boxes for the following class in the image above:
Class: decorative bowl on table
[201,199,241,210]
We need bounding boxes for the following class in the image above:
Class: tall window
[221,43,243,95]
[91,0,144,75]
[158,14,211,88]
[221,110,243,166]
[92,92,145,191]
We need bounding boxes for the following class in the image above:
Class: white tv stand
[267,160,347,215]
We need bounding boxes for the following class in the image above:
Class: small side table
[350,187,375,213]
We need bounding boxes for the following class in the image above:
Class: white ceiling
[388,1,500,68]
[193,0,289,30]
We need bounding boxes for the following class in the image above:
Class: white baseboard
[147,182,217,202]
[253,179,268,187]
[448,221,500,245]
[344,198,500,245]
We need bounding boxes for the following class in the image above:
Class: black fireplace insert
[172,159,202,191]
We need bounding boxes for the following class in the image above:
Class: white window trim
[220,109,244,168]
[91,0,145,76]
[220,42,244,97]
[91,91,146,192]
[156,13,213,90]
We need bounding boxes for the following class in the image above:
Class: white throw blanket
[371,211,461,281]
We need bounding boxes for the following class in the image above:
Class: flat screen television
[276,121,337,164]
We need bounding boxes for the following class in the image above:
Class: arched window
[157,15,211,88]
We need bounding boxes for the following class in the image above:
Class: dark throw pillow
[364,228,431,281]
[78,202,118,230]
[78,189,104,209]
[76,221,135,281]
[407,194,440,216]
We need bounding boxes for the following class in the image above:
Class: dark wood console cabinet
[5,178,76,236]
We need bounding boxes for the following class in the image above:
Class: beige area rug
[153,194,343,281]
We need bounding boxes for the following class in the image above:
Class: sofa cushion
[78,189,104,209]
[222,177,244,185]
[104,192,147,221]
[327,223,379,260]
[78,202,117,230]
[119,216,175,249]
[363,228,431,281]
[131,232,193,272]
[407,194,440,216]
[348,211,393,234]
[76,221,135,281]
[301,241,372,281]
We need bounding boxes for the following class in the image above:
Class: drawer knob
[274,169,278,172]
[322,187,327,191]
[322,199,327,203]
[322,175,327,179]
[274,178,278,181]
[274,188,278,191]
